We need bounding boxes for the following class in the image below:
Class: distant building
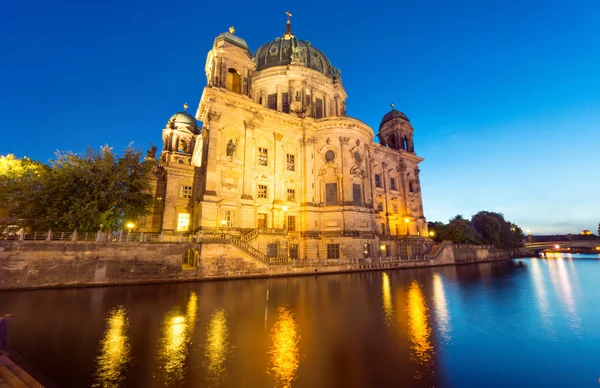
[140,18,429,261]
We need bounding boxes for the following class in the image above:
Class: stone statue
[226,139,237,156]
[146,143,157,159]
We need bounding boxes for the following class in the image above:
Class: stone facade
[140,20,429,263]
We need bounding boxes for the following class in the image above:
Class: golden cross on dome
[229,26,235,34]
[183,102,188,111]
[390,103,395,110]
[284,11,293,38]
[286,11,292,20]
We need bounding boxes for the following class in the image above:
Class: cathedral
[141,16,430,262]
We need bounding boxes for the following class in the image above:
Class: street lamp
[429,231,435,237]
[404,218,410,235]
[126,222,134,241]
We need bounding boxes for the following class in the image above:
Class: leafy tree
[0,145,154,232]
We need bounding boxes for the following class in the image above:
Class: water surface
[1,254,599,387]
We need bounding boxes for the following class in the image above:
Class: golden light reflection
[269,307,300,388]
[382,272,393,328]
[204,308,231,387]
[406,281,434,366]
[94,306,130,388]
[546,257,580,330]
[160,292,198,383]
[432,273,451,341]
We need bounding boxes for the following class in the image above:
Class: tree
[0,145,154,232]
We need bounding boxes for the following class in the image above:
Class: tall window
[226,69,241,93]
[224,210,233,227]
[258,184,267,199]
[177,213,190,232]
[287,188,295,202]
[289,244,299,260]
[287,215,296,231]
[268,94,277,110]
[181,186,192,198]
[286,154,295,171]
[282,93,289,113]
[352,183,361,206]
[375,174,382,188]
[409,180,415,193]
[258,147,268,166]
[390,177,397,191]
[325,183,337,206]
[363,243,371,259]
[327,244,339,259]
[377,202,383,212]
[258,213,267,229]
[392,204,398,214]
[315,98,323,119]
[267,243,278,257]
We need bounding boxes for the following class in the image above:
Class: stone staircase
[230,236,268,264]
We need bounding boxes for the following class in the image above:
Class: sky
[1,0,599,234]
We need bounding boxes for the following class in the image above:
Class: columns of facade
[273,132,283,202]
[203,111,221,197]
[334,96,340,116]
[398,160,410,235]
[241,119,254,199]
[310,88,315,117]
[339,137,351,205]
[276,85,282,112]
[381,162,390,236]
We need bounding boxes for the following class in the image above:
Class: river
[1,254,599,387]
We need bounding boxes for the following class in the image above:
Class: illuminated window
[289,244,298,259]
[226,69,241,93]
[375,174,382,188]
[287,215,296,231]
[392,204,398,214]
[177,213,190,232]
[327,244,339,259]
[258,147,268,166]
[363,243,371,258]
[286,154,295,171]
[287,188,295,202]
[258,213,267,229]
[224,210,233,227]
[390,178,397,191]
[258,184,267,199]
[181,186,192,198]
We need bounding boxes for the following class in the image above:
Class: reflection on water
[382,272,393,328]
[93,306,130,388]
[160,292,198,384]
[529,258,551,325]
[204,308,231,387]
[406,281,434,367]
[269,307,300,388]
[432,273,451,341]
[546,256,580,330]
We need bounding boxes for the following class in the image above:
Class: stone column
[203,111,221,197]
[334,96,340,116]
[276,85,282,112]
[273,132,283,202]
[241,118,255,199]
[339,137,351,204]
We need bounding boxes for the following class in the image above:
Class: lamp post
[126,222,134,241]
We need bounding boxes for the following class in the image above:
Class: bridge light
[554,244,560,249]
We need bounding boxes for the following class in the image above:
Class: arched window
[226,68,241,93]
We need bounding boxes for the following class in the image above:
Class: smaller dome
[380,107,410,128]
[214,30,250,53]
[169,108,198,130]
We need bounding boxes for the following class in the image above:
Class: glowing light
[432,273,451,341]
[126,222,134,230]
[381,272,393,328]
[529,258,551,325]
[282,206,289,212]
[94,306,130,387]
[554,244,560,249]
[429,231,435,237]
[269,307,300,387]
[380,244,386,250]
[204,308,231,387]
[221,219,227,226]
[404,218,409,223]
[406,281,433,365]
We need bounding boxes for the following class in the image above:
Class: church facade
[141,19,430,262]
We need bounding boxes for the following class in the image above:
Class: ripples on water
[2,254,600,387]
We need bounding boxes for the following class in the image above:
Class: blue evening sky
[1,0,599,234]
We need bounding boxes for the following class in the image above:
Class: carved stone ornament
[273,132,283,141]
[220,171,239,190]
[208,110,221,123]
[326,137,331,145]
[398,161,407,172]
[356,139,360,146]
[339,136,350,145]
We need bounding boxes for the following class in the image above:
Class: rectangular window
[392,204,398,214]
[325,182,337,206]
[315,98,324,119]
[258,147,268,166]
[258,184,267,199]
[287,188,295,202]
[375,174,381,188]
[177,213,190,232]
[390,178,397,191]
[287,215,296,231]
[381,223,386,234]
[224,210,233,227]
[258,213,267,229]
[268,94,277,110]
[363,243,371,259]
[267,243,278,257]
[377,202,383,212]
[327,243,340,259]
[289,244,299,260]
[181,185,192,198]
[282,92,289,113]
[286,154,295,171]
[352,183,361,206]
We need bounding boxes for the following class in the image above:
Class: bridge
[523,240,600,256]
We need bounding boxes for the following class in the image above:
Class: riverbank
[0,240,513,291]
